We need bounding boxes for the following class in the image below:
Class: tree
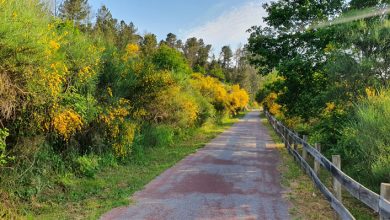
[220,45,233,69]
[183,37,211,72]
[152,44,191,80]
[165,33,177,48]
[94,5,118,45]
[225,46,261,100]
[207,59,225,81]
[349,0,383,9]
[58,0,91,26]
[141,33,157,56]
[195,39,212,70]
[183,37,199,68]
[176,39,183,51]
[247,0,344,119]
[117,21,141,50]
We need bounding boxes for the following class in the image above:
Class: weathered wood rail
[264,110,390,220]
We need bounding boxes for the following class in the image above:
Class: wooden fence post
[283,127,288,148]
[314,143,321,175]
[302,135,308,161]
[288,132,293,149]
[332,155,342,203]
[293,132,298,151]
[380,183,390,220]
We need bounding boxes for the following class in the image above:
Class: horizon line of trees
[42,0,260,94]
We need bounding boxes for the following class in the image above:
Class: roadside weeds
[260,112,334,220]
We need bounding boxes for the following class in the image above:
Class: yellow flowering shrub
[325,102,336,112]
[263,92,283,117]
[113,121,137,157]
[181,97,199,123]
[100,98,138,156]
[107,87,113,97]
[365,87,375,98]
[190,73,248,116]
[227,85,249,114]
[190,73,228,111]
[52,109,83,141]
[122,43,139,61]
[49,40,60,50]
[143,86,199,127]
[101,99,131,138]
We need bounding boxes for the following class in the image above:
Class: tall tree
[195,39,211,70]
[165,33,177,48]
[183,37,211,72]
[117,21,140,49]
[141,33,158,56]
[94,5,118,45]
[58,0,91,26]
[207,59,225,81]
[247,0,344,119]
[183,37,199,68]
[220,45,233,69]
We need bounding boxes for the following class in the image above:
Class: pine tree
[59,0,91,25]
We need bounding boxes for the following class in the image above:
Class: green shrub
[74,155,99,177]
[194,92,216,125]
[0,128,10,166]
[336,89,390,190]
[140,125,175,148]
[99,153,118,167]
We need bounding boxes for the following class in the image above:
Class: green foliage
[0,0,251,218]
[249,0,390,193]
[139,125,175,148]
[220,45,233,69]
[247,0,344,119]
[183,37,211,70]
[193,93,216,125]
[59,0,91,26]
[152,44,191,81]
[0,0,52,125]
[0,128,9,166]
[336,89,390,189]
[75,154,99,177]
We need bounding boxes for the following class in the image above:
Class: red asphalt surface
[101,110,290,220]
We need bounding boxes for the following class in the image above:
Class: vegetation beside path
[0,1,254,218]
[260,112,377,220]
[260,112,334,219]
[11,113,246,219]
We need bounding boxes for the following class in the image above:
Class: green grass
[260,112,378,220]
[313,167,376,219]
[260,112,335,220]
[21,113,246,219]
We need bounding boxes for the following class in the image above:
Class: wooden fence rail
[264,110,390,220]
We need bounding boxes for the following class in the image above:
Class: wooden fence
[264,110,390,220]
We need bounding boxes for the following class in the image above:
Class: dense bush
[0,1,250,217]
[190,73,249,115]
[249,0,390,192]
[335,89,390,189]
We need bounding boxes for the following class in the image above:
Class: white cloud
[183,1,267,52]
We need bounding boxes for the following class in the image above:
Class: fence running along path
[264,110,390,220]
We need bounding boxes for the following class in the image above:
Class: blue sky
[87,0,267,52]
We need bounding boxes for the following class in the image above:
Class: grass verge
[260,112,378,220]
[260,112,335,220]
[22,113,246,219]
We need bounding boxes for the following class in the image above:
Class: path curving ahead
[101,110,290,220]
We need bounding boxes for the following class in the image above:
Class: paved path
[101,110,290,220]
